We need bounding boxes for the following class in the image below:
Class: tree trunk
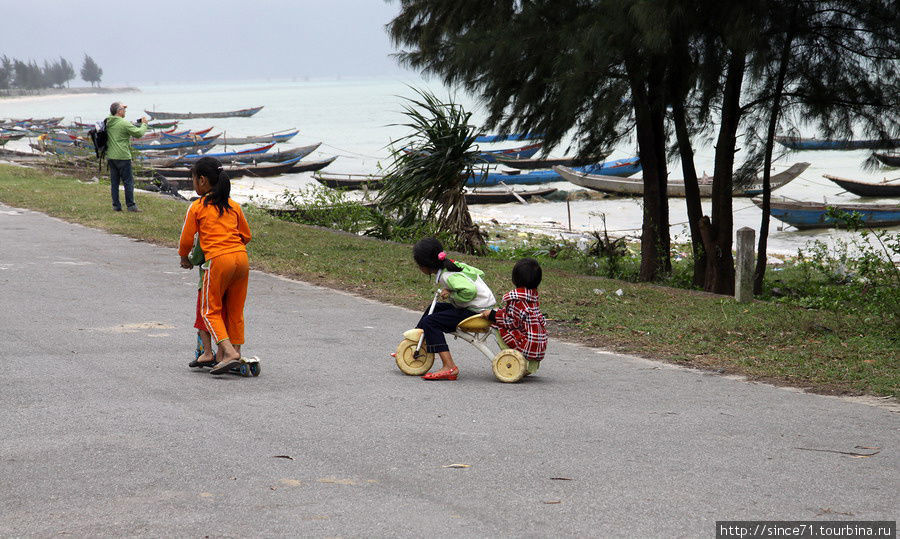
[668,29,705,287]
[704,50,746,295]
[754,17,797,295]
[628,57,670,281]
[672,101,706,287]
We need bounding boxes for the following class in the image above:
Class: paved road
[1,203,896,537]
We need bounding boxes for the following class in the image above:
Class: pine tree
[80,54,103,87]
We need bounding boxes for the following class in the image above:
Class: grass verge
[1,164,896,398]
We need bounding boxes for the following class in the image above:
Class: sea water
[2,77,897,256]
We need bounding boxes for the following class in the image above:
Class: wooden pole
[567,198,572,231]
[735,227,755,303]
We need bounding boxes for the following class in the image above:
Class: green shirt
[104,115,148,160]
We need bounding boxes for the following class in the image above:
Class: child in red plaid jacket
[481,258,547,362]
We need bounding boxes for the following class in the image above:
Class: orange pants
[201,251,249,345]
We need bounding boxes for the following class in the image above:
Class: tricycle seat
[457,314,492,333]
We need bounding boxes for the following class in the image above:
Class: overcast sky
[0,0,411,85]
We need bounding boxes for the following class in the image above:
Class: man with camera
[106,102,149,212]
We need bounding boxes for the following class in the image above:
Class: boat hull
[823,175,900,197]
[755,199,900,229]
[555,162,809,197]
[144,106,264,120]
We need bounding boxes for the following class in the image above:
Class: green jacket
[188,238,207,289]
[105,115,148,160]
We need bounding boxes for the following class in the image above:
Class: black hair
[413,237,461,272]
[191,156,232,216]
[512,257,542,289]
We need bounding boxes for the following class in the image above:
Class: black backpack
[88,119,108,171]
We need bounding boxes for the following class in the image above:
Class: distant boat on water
[775,136,900,151]
[476,143,543,163]
[753,197,900,229]
[144,106,264,120]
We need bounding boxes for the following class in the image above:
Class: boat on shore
[313,171,385,190]
[752,197,900,229]
[216,129,299,146]
[474,132,544,143]
[873,153,900,167]
[823,175,900,197]
[144,106,264,120]
[775,136,900,151]
[150,142,321,167]
[495,152,612,170]
[467,157,641,187]
[465,186,557,204]
[555,162,809,197]
[476,143,543,163]
[133,134,220,152]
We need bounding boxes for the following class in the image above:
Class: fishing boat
[283,156,337,174]
[873,153,900,167]
[159,128,214,141]
[752,198,900,229]
[465,187,557,204]
[555,162,809,197]
[217,129,299,146]
[154,156,307,185]
[474,132,544,143]
[495,152,612,170]
[133,134,220,152]
[144,106,264,120]
[775,136,900,151]
[148,121,179,129]
[147,142,321,167]
[477,143,543,163]
[823,175,900,197]
[312,171,385,190]
[469,157,641,187]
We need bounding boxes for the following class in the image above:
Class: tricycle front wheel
[395,339,435,376]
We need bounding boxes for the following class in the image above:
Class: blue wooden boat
[474,132,544,143]
[775,136,900,151]
[468,157,641,186]
[476,143,543,163]
[753,198,900,229]
[133,134,220,151]
[180,142,275,160]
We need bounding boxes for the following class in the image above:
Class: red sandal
[423,367,459,381]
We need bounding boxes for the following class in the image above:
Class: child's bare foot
[210,356,242,375]
[189,351,216,368]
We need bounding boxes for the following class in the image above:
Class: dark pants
[109,159,136,210]
[416,302,477,354]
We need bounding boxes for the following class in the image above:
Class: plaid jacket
[493,288,547,361]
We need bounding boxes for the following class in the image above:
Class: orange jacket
[178,198,251,259]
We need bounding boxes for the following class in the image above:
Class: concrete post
[735,227,756,303]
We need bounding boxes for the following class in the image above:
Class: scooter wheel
[492,349,526,383]
[250,362,261,377]
[395,339,434,376]
[239,364,250,377]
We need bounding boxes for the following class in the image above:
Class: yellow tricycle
[394,314,540,383]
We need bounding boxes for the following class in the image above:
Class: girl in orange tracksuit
[178,156,252,375]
